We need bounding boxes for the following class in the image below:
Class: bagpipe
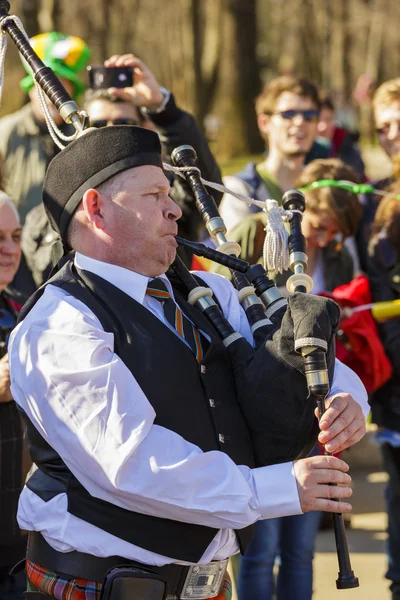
[167,154,357,589]
[0,2,358,589]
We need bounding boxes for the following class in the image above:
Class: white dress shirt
[9,253,369,566]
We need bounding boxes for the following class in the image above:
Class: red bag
[322,275,392,392]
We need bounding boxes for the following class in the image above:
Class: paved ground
[314,462,389,599]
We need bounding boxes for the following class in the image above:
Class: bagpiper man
[9,125,368,600]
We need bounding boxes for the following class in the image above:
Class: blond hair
[372,182,400,253]
[295,158,362,239]
[255,75,321,117]
[373,78,400,113]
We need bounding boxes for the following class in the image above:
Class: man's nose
[292,113,306,126]
[0,239,18,254]
[388,122,400,140]
[165,196,182,221]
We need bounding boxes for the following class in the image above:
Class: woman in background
[213,158,362,294]
[0,192,31,600]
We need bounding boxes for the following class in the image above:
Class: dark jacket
[152,94,222,243]
[306,128,365,179]
[367,236,400,432]
[357,177,392,273]
[0,290,30,567]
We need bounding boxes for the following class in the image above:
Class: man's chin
[285,149,308,158]
[165,247,178,269]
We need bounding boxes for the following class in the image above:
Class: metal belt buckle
[180,558,228,599]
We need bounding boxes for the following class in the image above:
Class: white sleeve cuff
[251,462,302,519]
[331,359,369,419]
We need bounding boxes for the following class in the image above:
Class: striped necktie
[146,278,209,362]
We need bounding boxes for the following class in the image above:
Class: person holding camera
[22,53,222,286]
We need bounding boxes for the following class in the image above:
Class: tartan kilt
[26,558,232,600]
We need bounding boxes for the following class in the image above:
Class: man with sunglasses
[356,77,400,272]
[220,75,321,232]
[21,53,222,286]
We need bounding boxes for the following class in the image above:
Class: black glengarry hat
[43,125,163,243]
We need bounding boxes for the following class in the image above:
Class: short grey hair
[0,192,20,224]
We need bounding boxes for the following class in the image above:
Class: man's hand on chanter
[315,392,367,454]
[294,455,352,514]
[104,53,164,109]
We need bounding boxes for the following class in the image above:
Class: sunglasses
[272,109,320,122]
[90,118,139,128]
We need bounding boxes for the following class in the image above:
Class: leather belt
[27,532,227,598]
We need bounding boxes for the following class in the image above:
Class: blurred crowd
[0,29,400,600]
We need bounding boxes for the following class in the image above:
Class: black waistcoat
[19,262,255,562]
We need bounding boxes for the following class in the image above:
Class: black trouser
[381,444,400,599]
[0,566,26,600]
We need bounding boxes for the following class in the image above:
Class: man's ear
[257,113,270,139]
[82,188,106,231]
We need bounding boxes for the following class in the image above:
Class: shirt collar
[74,253,174,305]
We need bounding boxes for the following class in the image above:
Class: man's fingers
[107,88,136,101]
[306,455,349,471]
[319,409,352,441]
[331,426,366,454]
[315,469,352,485]
[320,416,364,451]
[311,499,353,514]
[319,394,350,430]
[104,54,120,65]
[294,456,353,513]
[106,53,133,65]
[316,484,352,500]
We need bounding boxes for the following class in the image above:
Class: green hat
[20,32,91,100]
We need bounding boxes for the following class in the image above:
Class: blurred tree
[38,0,61,32]
[21,0,39,36]
[212,0,262,159]
[1,0,400,156]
